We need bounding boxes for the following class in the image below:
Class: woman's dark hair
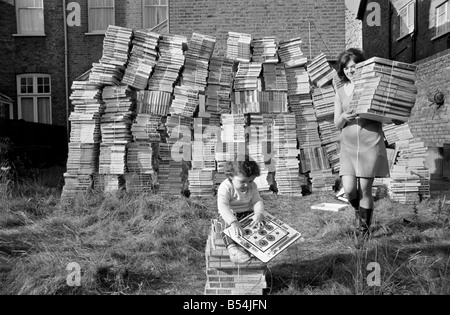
[224,156,261,178]
[337,48,366,82]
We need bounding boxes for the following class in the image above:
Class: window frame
[142,0,168,30]
[398,1,415,40]
[435,1,450,39]
[16,74,52,125]
[14,0,45,36]
[87,0,116,35]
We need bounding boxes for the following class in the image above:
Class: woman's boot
[357,207,373,238]
[348,197,360,231]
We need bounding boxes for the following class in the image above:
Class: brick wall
[67,0,147,84]
[0,0,67,128]
[361,0,450,62]
[169,0,347,60]
[410,49,450,148]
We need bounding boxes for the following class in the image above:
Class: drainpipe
[388,1,392,59]
[308,21,312,60]
[411,0,417,63]
[63,0,70,141]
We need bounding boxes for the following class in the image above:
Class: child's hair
[337,48,366,82]
[224,156,261,178]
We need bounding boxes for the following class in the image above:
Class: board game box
[223,212,302,263]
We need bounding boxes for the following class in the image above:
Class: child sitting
[217,157,265,264]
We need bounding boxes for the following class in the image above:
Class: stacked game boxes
[350,57,418,123]
[97,86,137,192]
[157,115,193,196]
[307,53,338,88]
[257,91,289,114]
[125,141,155,192]
[89,26,133,86]
[298,147,331,174]
[259,63,289,114]
[171,86,200,117]
[62,81,105,199]
[133,90,171,142]
[215,114,246,188]
[232,62,263,114]
[272,114,302,196]
[246,114,271,193]
[317,120,340,146]
[311,83,340,174]
[226,32,252,62]
[312,85,336,120]
[172,33,216,117]
[205,219,268,295]
[278,37,308,69]
[262,63,288,92]
[205,57,234,123]
[128,90,169,193]
[308,168,336,192]
[189,117,219,197]
[290,94,321,150]
[180,33,216,92]
[251,37,279,64]
[148,34,187,93]
[383,123,431,204]
[322,142,340,173]
[121,30,160,89]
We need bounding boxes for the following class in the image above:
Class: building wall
[1,0,347,130]
[361,0,450,62]
[0,0,67,127]
[67,0,148,85]
[169,0,347,60]
[409,49,450,148]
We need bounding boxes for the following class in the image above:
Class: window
[436,1,450,38]
[399,1,415,39]
[88,0,115,34]
[17,74,52,124]
[143,0,168,29]
[15,0,44,35]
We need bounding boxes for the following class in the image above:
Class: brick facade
[1,0,347,130]
[409,49,450,148]
[361,0,450,62]
[169,0,346,60]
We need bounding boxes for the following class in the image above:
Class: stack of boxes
[204,219,268,295]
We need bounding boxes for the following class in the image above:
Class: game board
[223,212,302,263]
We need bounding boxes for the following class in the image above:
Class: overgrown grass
[1,172,449,295]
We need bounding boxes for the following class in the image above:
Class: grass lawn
[1,170,450,295]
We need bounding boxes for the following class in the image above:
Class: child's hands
[230,220,245,237]
[249,213,265,230]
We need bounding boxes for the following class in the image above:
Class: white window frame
[15,0,45,36]
[16,74,52,125]
[142,0,168,30]
[398,1,415,40]
[435,1,450,38]
[87,0,115,34]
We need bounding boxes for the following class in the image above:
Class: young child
[217,157,265,264]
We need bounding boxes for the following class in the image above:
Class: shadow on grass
[268,240,450,295]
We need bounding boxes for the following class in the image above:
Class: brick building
[358,0,450,179]
[0,0,347,131]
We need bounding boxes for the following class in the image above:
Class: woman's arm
[334,92,346,129]
[334,91,357,129]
